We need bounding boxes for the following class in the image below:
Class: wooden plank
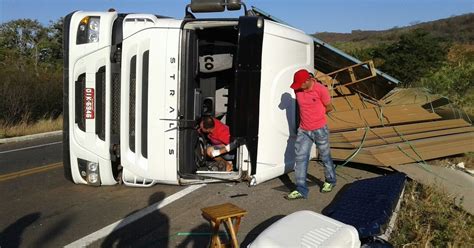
[331,148,382,166]
[332,97,353,111]
[336,86,352,96]
[373,134,474,165]
[314,70,334,87]
[331,132,474,166]
[366,132,473,153]
[381,88,444,106]
[348,67,357,82]
[314,70,353,96]
[330,119,470,143]
[327,105,442,132]
[323,60,377,89]
[361,98,378,109]
[332,94,368,111]
[331,127,474,148]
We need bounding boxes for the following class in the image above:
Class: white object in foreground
[248,210,360,248]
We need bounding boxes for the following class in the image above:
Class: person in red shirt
[285,69,337,200]
[198,116,233,171]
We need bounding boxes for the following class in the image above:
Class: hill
[314,13,474,46]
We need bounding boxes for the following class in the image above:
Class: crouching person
[198,116,241,171]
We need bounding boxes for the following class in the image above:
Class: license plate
[84,88,95,119]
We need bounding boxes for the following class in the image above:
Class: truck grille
[141,51,149,158]
[111,71,121,137]
[95,66,106,141]
[129,56,137,152]
[75,73,86,132]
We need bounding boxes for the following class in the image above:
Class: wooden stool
[201,203,248,248]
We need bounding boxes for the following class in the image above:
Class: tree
[42,18,63,64]
[0,18,63,124]
[0,18,63,69]
[371,29,448,86]
[0,19,47,69]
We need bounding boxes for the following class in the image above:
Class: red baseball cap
[291,69,310,90]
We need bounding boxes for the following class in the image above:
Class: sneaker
[321,182,334,193]
[285,190,305,200]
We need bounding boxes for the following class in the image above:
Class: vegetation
[0,116,62,139]
[314,13,474,112]
[0,19,63,126]
[390,181,474,247]
[362,30,448,86]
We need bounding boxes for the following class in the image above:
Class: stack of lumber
[327,104,442,132]
[330,119,474,166]
[315,65,474,167]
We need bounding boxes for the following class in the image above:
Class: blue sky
[1,0,473,33]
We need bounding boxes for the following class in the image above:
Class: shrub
[371,29,449,86]
[0,62,62,124]
[415,54,474,112]
[0,18,62,125]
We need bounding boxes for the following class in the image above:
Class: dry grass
[390,181,474,247]
[430,153,474,170]
[0,116,62,139]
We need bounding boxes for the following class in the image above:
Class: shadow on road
[272,173,294,193]
[339,162,395,179]
[274,167,324,194]
[101,192,170,248]
[0,212,41,248]
[36,215,73,246]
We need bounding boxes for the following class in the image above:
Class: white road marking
[65,184,206,247]
[0,141,62,154]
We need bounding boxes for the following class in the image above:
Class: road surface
[0,136,389,247]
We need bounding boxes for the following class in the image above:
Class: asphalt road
[0,136,392,247]
[0,135,63,174]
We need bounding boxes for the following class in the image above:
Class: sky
[0,0,473,33]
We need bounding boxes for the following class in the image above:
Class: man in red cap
[285,69,336,200]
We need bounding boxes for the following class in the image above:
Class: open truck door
[249,20,314,185]
[175,15,313,186]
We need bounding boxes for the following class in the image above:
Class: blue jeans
[294,125,336,198]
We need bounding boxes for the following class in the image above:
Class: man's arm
[325,102,334,113]
[319,84,333,113]
[207,138,244,158]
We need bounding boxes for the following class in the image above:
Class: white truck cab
[63,1,394,187]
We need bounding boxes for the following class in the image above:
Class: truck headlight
[77,16,100,44]
[87,161,99,172]
[87,173,99,184]
[78,158,101,185]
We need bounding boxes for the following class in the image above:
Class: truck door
[120,15,183,185]
[251,20,314,185]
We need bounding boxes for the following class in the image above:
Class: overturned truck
[63,0,474,187]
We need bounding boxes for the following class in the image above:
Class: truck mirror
[190,0,225,12]
[226,0,242,11]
